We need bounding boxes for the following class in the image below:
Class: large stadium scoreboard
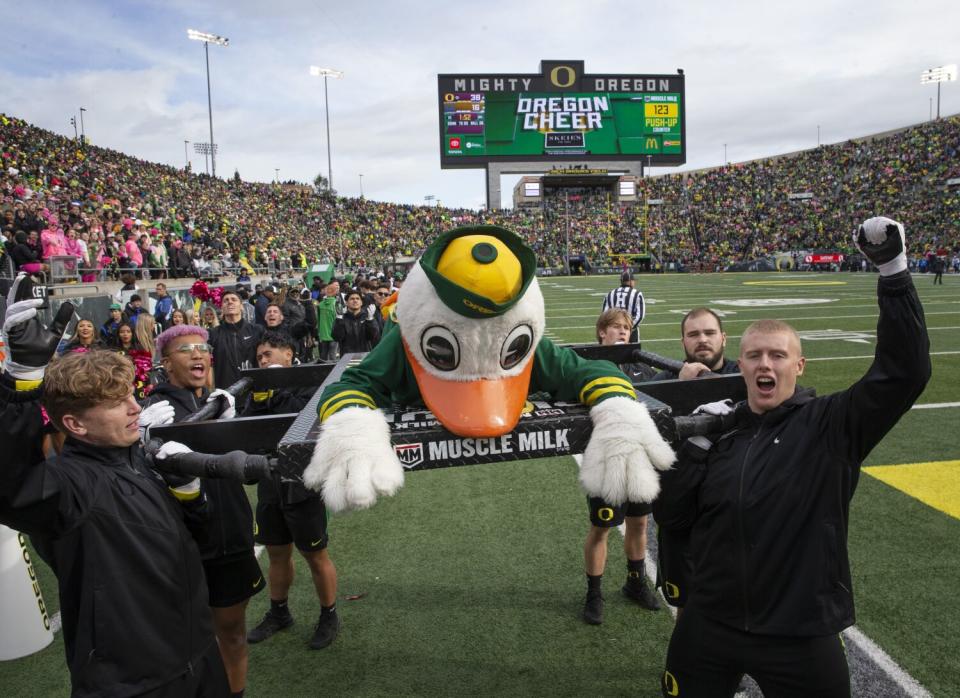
[438,60,685,168]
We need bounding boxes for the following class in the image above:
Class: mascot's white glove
[302,407,404,512]
[207,388,236,419]
[855,216,907,276]
[580,396,676,505]
[138,400,175,441]
[692,399,735,416]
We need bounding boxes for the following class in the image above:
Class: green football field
[2,271,958,697]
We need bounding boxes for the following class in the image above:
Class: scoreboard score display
[438,60,685,168]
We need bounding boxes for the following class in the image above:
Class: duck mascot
[303,226,675,512]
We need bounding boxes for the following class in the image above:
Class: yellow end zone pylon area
[742,280,848,286]
[864,460,960,520]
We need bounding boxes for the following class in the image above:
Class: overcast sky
[2,0,958,209]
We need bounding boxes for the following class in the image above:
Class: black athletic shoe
[622,581,661,611]
[582,592,604,625]
[247,608,294,644]
[309,610,341,650]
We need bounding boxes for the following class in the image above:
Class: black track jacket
[654,272,930,636]
[0,379,215,697]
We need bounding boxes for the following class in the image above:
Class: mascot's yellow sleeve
[530,337,637,406]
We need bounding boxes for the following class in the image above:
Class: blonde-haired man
[655,218,931,697]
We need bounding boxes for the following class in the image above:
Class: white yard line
[842,626,933,698]
[545,310,960,328]
[806,350,960,362]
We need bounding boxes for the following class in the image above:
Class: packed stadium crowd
[1,112,958,281]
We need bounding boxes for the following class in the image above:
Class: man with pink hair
[142,324,263,697]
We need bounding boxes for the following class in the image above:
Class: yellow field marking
[864,460,960,520]
[742,280,848,286]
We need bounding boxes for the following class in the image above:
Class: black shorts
[662,608,849,698]
[587,495,652,527]
[254,484,329,553]
[655,526,692,608]
[202,551,264,608]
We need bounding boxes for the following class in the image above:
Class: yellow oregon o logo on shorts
[663,670,679,696]
[665,581,680,599]
[598,507,615,522]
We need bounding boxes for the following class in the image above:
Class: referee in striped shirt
[602,272,645,342]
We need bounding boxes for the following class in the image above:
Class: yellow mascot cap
[435,234,522,305]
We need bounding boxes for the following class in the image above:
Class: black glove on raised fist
[854,217,907,276]
[2,274,75,380]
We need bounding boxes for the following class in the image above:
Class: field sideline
[1,271,957,697]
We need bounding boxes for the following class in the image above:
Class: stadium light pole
[921,64,957,120]
[275,168,280,183]
[359,174,364,197]
[79,107,87,142]
[723,143,727,165]
[309,66,344,192]
[187,29,229,178]
[69,116,78,140]
[184,140,189,168]
[564,194,571,276]
[817,125,820,147]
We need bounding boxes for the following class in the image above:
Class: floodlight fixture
[309,66,344,79]
[187,29,229,46]
[920,64,957,119]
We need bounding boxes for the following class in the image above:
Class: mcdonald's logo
[646,137,660,151]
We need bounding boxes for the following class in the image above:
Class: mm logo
[395,443,424,469]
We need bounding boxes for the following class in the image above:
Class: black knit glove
[2,274,74,380]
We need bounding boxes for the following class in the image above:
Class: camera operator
[0,274,229,697]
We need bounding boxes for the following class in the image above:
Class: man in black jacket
[208,290,264,389]
[0,276,229,697]
[142,324,264,697]
[331,289,379,354]
[650,307,740,381]
[242,332,341,650]
[648,307,740,614]
[654,218,931,697]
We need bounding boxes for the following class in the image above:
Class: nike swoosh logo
[252,577,263,588]
[242,336,252,341]
[774,437,781,444]
[310,539,323,547]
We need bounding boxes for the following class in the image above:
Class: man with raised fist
[0,274,229,697]
[655,218,930,698]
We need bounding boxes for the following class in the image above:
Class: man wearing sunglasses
[140,324,264,697]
